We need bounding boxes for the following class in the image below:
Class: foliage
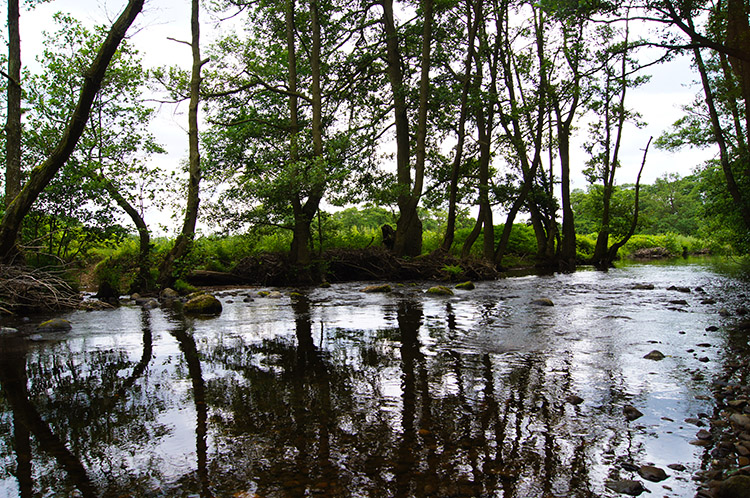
[19,13,164,264]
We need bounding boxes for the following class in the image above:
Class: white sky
[14,0,718,229]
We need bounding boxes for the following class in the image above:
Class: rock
[730,413,750,429]
[696,429,713,440]
[706,325,720,331]
[427,286,454,296]
[638,465,668,482]
[670,299,689,305]
[699,356,711,363]
[320,282,331,288]
[161,288,180,299]
[130,292,142,300]
[668,464,686,471]
[644,350,665,360]
[0,327,18,335]
[668,285,691,293]
[720,308,732,317]
[566,395,584,405]
[362,284,392,293]
[36,318,72,333]
[184,294,222,315]
[140,299,159,310]
[702,298,717,304]
[605,480,647,495]
[632,283,655,290]
[455,281,475,290]
[532,298,554,306]
[94,281,120,301]
[624,405,644,421]
[715,475,750,498]
[258,290,270,297]
[268,291,282,299]
[738,306,750,316]
[685,418,705,427]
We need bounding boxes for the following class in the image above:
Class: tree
[23,14,163,288]
[4,0,21,208]
[379,0,434,257]
[202,0,374,265]
[583,14,652,267]
[158,0,205,288]
[0,0,145,263]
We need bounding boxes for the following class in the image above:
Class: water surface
[1,261,748,497]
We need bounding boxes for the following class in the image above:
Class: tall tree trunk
[442,0,478,252]
[558,118,576,269]
[158,0,203,288]
[694,44,750,229]
[289,0,325,267]
[382,0,432,257]
[5,0,22,209]
[0,0,145,263]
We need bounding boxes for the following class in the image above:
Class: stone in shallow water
[644,350,665,360]
[531,298,554,306]
[184,294,222,315]
[565,395,584,405]
[362,284,391,293]
[36,318,72,332]
[668,463,686,472]
[623,405,644,421]
[426,286,453,296]
[638,465,668,482]
[605,480,647,496]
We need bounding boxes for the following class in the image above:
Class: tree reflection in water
[1,267,736,496]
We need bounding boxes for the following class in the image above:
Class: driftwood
[0,265,81,313]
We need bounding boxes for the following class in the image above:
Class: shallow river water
[1,260,749,497]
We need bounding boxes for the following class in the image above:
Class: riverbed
[1,260,748,497]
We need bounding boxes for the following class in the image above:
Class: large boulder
[184,294,222,315]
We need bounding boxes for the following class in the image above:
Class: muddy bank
[224,247,501,286]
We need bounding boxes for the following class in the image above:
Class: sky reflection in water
[1,261,748,497]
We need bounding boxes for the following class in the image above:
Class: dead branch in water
[0,265,82,313]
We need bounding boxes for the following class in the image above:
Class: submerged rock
[605,480,647,495]
[531,298,554,306]
[36,318,72,333]
[427,286,454,296]
[184,294,222,315]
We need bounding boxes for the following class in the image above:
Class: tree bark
[694,44,750,230]
[0,0,145,263]
[382,0,432,257]
[157,0,203,288]
[5,0,22,209]
[442,0,478,252]
[101,179,151,293]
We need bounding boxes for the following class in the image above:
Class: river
[0,259,748,497]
